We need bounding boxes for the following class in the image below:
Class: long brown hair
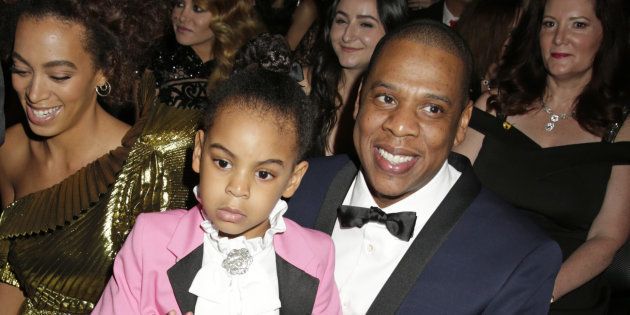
[203,0,265,92]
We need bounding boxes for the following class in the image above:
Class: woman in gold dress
[0,0,199,313]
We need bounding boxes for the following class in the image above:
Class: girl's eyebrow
[209,143,285,167]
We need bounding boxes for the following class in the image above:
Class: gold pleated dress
[0,85,203,314]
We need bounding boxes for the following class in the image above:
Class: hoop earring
[96,81,111,97]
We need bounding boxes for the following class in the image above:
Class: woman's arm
[286,0,318,51]
[551,120,630,300]
[0,283,25,314]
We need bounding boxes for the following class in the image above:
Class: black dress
[470,107,630,314]
[150,43,215,109]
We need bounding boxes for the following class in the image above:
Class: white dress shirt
[332,161,461,314]
[190,200,289,315]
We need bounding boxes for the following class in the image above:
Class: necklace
[542,103,572,132]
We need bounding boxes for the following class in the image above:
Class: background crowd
[0,0,628,314]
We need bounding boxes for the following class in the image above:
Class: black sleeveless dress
[469,107,630,314]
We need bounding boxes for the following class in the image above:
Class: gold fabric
[0,79,202,314]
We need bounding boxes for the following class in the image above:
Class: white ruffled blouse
[189,199,288,315]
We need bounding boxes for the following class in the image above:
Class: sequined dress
[151,43,215,110]
[0,79,202,314]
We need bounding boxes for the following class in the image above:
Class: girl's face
[330,0,386,72]
[11,16,106,138]
[539,0,603,81]
[192,105,308,239]
[172,0,215,61]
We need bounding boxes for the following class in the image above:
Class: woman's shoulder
[0,124,30,205]
[615,114,630,142]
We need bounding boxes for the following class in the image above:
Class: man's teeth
[32,106,60,118]
[378,148,413,165]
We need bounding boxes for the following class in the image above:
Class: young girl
[93,68,341,314]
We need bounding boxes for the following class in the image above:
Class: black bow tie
[337,205,417,241]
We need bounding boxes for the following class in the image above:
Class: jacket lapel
[276,254,319,314]
[314,160,359,234]
[367,153,481,314]
[167,244,203,314]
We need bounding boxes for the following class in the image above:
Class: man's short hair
[365,19,474,107]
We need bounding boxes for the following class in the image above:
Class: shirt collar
[347,160,460,215]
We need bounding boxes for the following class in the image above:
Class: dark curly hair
[488,0,630,137]
[202,68,316,162]
[2,0,170,106]
[308,0,408,155]
[233,33,294,75]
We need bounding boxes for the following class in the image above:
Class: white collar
[189,199,287,314]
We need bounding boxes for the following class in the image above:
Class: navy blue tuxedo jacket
[287,153,562,314]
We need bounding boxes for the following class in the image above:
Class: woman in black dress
[456,0,630,313]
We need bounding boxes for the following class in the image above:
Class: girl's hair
[308,0,407,155]
[200,0,265,93]
[456,0,523,98]
[3,0,170,106]
[489,0,630,137]
[203,68,316,161]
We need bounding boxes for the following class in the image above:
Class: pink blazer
[93,205,341,314]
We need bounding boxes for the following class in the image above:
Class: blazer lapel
[167,244,203,314]
[276,254,319,314]
[314,160,359,234]
[367,153,481,314]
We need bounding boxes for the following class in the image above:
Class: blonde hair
[204,0,265,92]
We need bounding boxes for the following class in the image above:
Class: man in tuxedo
[409,0,472,27]
[287,20,561,314]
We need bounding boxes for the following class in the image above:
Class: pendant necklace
[542,102,572,132]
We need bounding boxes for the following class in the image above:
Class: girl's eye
[256,170,274,180]
[334,18,347,25]
[193,5,206,12]
[173,0,184,7]
[542,20,555,28]
[213,159,231,169]
[422,104,443,114]
[360,22,374,28]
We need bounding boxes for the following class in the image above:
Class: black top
[470,107,630,314]
[150,43,215,109]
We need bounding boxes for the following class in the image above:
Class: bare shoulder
[0,124,30,206]
[616,114,630,142]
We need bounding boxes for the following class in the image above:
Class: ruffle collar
[199,199,288,255]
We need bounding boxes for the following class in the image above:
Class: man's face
[353,39,472,208]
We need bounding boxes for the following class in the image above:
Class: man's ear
[282,161,309,198]
[454,100,473,146]
[192,130,206,174]
[353,80,364,119]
